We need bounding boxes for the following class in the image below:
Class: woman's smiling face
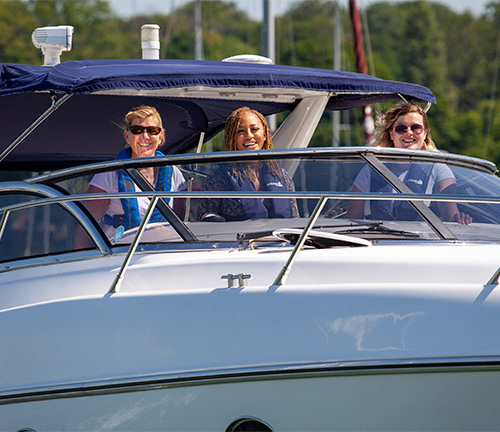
[235,112,266,151]
[124,116,163,158]
[390,112,427,150]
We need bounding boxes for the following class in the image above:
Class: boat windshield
[0,149,499,263]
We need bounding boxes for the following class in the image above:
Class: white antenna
[32,25,74,66]
[141,24,160,59]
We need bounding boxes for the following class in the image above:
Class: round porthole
[226,417,273,432]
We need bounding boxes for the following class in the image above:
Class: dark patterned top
[197,165,299,221]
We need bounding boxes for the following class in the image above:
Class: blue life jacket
[103,148,173,230]
[369,163,433,220]
[221,162,293,221]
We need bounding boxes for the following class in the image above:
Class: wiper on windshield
[333,221,420,238]
[237,228,372,249]
[237,220,420,244]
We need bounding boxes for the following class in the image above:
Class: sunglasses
[128,125,162,136]
[394,124,424,135]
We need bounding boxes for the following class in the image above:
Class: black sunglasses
[394,124,424,135]
[128,125,162,136]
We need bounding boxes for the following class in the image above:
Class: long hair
[224,107,281,182]
[224,107,273,151]
[373,103,437,151]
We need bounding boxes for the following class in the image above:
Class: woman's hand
[452,211,472,225]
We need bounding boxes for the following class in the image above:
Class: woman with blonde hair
[76,105,186,246]
[197,107,298,221]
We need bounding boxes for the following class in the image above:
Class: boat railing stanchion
[271,195,328,288]
[487,268,500,286]
[107,195,159,294]
[0,209,10,245]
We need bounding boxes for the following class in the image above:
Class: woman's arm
[434,178,472,225]
[345,186,365,219]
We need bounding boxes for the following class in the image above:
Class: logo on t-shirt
[266,181,283,188]
[407,178,423,185]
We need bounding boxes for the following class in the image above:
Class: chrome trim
[1,355,500,405]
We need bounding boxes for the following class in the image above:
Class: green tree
[0,1,39,63]
[0,0,132,63]
[277,0,337,69]
[30,0,131,60]
[364,2,406,81]
[151,1,260,60]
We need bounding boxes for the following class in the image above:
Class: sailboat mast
[332,4,341,146]
[262,0,275,62]
[195,0,204,60]
[349,0,374,144]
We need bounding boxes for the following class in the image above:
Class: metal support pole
[0,93,72,163]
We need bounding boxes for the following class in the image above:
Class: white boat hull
[2,365,500,431]
[1,243,500,430]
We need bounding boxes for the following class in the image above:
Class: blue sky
[109,0,491,19]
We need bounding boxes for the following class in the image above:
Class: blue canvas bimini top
[0,59,436,170]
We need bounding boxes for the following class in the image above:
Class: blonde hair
[373,103,437,151]
[224,107,281,182]
[124,105,164,146]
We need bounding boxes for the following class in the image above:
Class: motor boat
[1,27,500,432]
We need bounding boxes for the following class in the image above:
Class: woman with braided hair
[197,107,298,222]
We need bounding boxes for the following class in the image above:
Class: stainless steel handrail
[27,147,498,186]
[2,183,500,291]
[272,196,328,287]
[3,189,499,207]
[108,197,159,294]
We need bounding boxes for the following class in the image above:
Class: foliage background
[2,0,500,165]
